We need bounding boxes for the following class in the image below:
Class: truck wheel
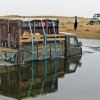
[87,23,89,25]
[90,21,93,25]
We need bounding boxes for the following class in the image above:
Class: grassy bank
[59,16,100,39]
[1,15,100,39]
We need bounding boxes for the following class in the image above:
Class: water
[0,39,100,100]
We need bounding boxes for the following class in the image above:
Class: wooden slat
[0,47,17,53]
[20,34,65,43]
[34,38,44,42]
[20,38,65,43]
[47,34,65,37]
[20,38,32,43]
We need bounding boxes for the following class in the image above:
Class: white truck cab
[87,13,100,25]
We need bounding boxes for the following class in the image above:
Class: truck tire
[90,21,93,25]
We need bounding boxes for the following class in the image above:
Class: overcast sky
[0,0,100,18]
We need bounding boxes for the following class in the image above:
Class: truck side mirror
[78,42,82,46]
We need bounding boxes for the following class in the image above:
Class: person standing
[73,16,78,30]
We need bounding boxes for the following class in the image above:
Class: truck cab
[60,32,82,57]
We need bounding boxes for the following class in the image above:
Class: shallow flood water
[0,39,100,100]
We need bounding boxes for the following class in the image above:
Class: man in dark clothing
[73,16,78,30]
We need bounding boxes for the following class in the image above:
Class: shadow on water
[0,55,82,100]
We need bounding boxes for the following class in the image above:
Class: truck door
[68,36,82,56]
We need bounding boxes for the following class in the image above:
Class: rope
[52,20,57,58]
[28,20,34,96]
[50,59,57,91]
[0,51,16,62]
[40,60,48,93]
[50,20,57,91]
[7,54,16,62]
[40,20,47,59]
[0,51,8,60]
[40,19,48,93]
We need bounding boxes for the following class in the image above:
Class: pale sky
[0,0,100,18]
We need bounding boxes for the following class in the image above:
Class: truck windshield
[94,14,100,17]
[70,37,78,47]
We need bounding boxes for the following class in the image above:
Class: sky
[0,0,100,18]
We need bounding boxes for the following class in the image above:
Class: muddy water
[0,39,100,100]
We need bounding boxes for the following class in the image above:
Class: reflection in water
[0,55,81,100]
[90,47,100,51]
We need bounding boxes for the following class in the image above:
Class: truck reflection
[0,55,82,100]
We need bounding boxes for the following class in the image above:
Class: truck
[0,18,82,66]
[87,13,100,25]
